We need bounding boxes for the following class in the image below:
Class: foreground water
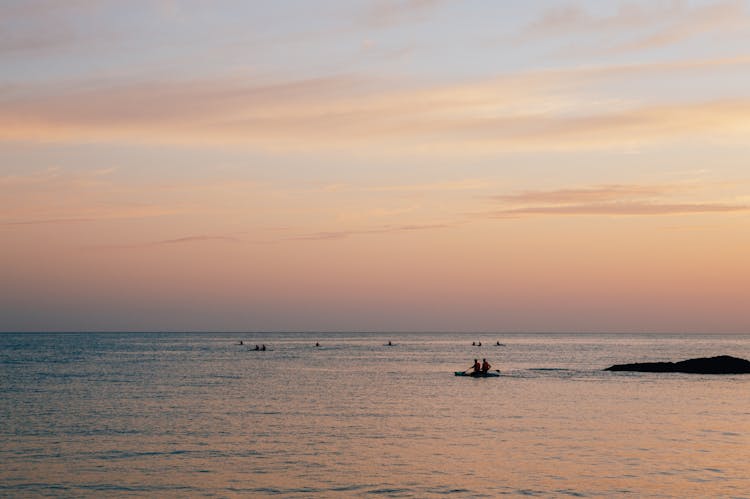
[2,332,749,498]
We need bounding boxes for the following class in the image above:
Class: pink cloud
[488,183,748,218]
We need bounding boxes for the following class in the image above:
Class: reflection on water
[2,333,750,497]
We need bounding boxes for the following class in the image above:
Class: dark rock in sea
[605,355,750,374]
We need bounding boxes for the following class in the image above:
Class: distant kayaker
[472,359,481,373]
[254,345,260,351]
[472,341,476,346]
[477,341,482,347]
[315,342,320,347]
[387,340,392,346]
[481,359,491,373]
[261,344,266,351]
[239,340,243,345]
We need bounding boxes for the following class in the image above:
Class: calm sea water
[2,332,749,498]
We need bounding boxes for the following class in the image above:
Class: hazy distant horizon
[3,330,748,335]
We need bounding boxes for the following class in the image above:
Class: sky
[1,0,749,333]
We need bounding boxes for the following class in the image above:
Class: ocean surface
[2,332,749,498]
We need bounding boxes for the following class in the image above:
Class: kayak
[454,371,500,377]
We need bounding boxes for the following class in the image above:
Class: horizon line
[2,330,748,335]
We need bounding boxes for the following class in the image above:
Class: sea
[1,332,749,498]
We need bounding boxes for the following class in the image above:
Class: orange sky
[2,1,749,331]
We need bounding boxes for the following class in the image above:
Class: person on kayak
[472,359,481,373]
[481,358,491,373]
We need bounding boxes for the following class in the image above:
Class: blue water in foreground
[2,332,750,498]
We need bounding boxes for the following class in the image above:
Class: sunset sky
[2,0,749,332]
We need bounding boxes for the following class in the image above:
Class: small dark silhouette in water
[477,341,482,347]
[496,341,505,346]
[605,355,750,374]
[261,344,266,351]
[315,342,320,347]
[387,340,392,346]
[254,345,260,351]
[472,341,476,346]
[457,358,499,377]
[239,340,243,345]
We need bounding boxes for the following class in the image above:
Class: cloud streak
[1,217,97,226]
[521,1,749,53]
[0,0,98,55]
[494,184,675,205]
[491,202,747,218]
[324,179,489,193]
[1,55,749,152]
[362,0,446,28]
[83,233,245,251]
[289,223,452,241]
[0,167,187,226]
[488,183,749,218]
[0,166,117,188]
[153,235,241,245]
[618,1,748,53]
[1,206,186,226]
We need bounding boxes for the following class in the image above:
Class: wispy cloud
[0,29,76,55]
[0,166,62,186]
[619,1,748,52]
[1,206,186,226]
[523,3,651,35]
[152,235,241,245]
[521,0,749,53]
[491,202,747,218]
[323,179,489,193]
[460,98,750,150]
[0,0,97,55]
[362,0,446,28]
[2,56,749,151]
[488,183,748,218]
[290,222,452,241]
[494,184,672,205]
[1,217,97,226]
[0,166,116,187]
[81,233,245,252]
[0,166,190,226]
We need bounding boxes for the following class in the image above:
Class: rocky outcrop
[605,355,750,374]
